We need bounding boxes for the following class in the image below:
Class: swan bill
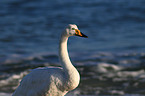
[75,29,88,38]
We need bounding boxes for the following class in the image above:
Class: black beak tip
[81,33,88,38]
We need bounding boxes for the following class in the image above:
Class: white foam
[0,92,12,96]
[0,71,29,88]
[116,70,145,78]
[108,90,124,95]
[95,63,123,73]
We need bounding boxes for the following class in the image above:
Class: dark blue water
[0,0,145,95]
[1,0,145,56]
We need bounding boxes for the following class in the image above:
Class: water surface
[0,0,145,95]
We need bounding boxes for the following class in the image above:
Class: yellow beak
[75,29,88,38]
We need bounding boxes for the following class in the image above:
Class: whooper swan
[12,24,88,96]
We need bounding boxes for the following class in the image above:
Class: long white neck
[59,33,80,91]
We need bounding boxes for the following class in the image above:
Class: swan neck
[59,33,80,91]
[59,34,72,68]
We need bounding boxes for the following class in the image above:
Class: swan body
[12,24,87,96]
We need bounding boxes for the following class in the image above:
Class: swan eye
[72,28,75,30]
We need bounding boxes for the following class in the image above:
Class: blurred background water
[0,0,145,95]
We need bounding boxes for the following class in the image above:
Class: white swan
[12,24,88,96]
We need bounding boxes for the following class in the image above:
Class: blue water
[1,0,145,57]
[0,0,145,95]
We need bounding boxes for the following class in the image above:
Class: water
[0,0,145,95]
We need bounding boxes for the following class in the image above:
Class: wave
[0,93,12,96]
[0,52,145,95]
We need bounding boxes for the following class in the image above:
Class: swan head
[65,24,88,38]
